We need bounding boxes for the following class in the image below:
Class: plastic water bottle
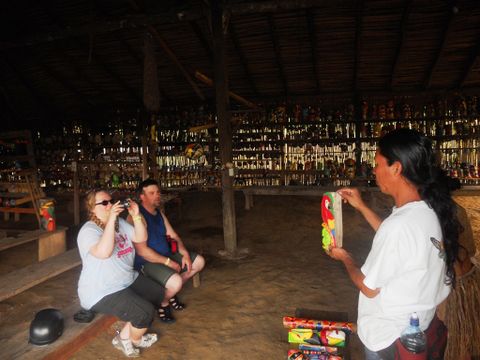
[400,312,427,354]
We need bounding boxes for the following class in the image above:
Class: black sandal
[169,295,186,311]
[158,305,176,323]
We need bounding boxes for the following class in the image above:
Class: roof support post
[212,0,238,256]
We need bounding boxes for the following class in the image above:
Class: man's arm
[161,211,187,252]
[133,241,181,272]
[161,211,192,271]
[329,248,380,298]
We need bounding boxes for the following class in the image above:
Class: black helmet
[29,308,64,345]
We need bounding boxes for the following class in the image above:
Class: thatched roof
[1,0,480,129]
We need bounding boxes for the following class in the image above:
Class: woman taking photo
[329,129,460,359]
[77,189,165,357]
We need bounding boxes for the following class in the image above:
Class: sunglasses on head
[95,199,115,206]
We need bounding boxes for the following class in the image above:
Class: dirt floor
[0,189,478,360]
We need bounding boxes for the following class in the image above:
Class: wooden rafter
[353,0,364,91]
[51,41,113,104]
[0,11,205,51]
[229,22,258,97]
[147,26,205,101]
[306,9,320,94]
[390,0,413,89]
[93,0,169,103]
[195,71,258,109]
[457,36,480,88]
[1,54,54,117]
[226,1,343,15]
[41,2,143,107]
[190,20,213,64]
[36,56,96,107]
[129,0,205,101]
[424,1,457,89]
[0,85,19,124]
[267,14,288,97]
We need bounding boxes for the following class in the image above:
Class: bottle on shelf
[399,312,427,357]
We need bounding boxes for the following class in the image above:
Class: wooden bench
[0,226,67,261]
[0,248,81,302]
[1,296,116,360]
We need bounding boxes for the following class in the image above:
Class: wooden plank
[1,298,116,360]
[0,228,48,252]
[42,313,117,360]
[193,272,201,288]
[0,249,81,302]
[11,195,35,206]
[0,207,37,214]
[38,227,67,261]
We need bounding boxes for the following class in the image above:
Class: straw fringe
[444,262,480,359]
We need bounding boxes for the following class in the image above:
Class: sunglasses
[95,199,115,206]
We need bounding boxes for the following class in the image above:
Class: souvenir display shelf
[17,96,480,192]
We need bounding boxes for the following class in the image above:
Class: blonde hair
[85,189,118,231]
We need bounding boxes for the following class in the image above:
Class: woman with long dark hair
[329,128,460,359]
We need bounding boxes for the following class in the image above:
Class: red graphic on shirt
[115,233,134,258]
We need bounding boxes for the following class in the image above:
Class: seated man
[130,179,205,323]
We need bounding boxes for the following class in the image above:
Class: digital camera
[121,200,131,209]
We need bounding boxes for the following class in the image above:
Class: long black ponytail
[378,128,460,287]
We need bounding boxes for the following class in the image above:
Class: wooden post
[141,134,149,180]
[72,161,80,226]
[353,94,362,177]
[212,1,237,255]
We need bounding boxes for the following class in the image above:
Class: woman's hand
[328,247,351,262]
[337,187,365,210]
[107,201,124,222]
[126,199,140,217]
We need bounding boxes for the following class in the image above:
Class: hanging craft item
[320,192,343,253]
[184,143,204,160]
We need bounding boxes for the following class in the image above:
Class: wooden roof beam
[69,37,143,106]
[50,42,114,105]
[41,2,143,107]
[129,0,204,101]
[229,22,259,97]
[226,1,348,15]
[390,0,413,89]
[353,0,364,92]
[0,85,19,125]
[424,1,457,89]
[267,14,288,98]
[190,20,214,64]
[0,11,206,51]
[35,57,96,108]
[92,0,170,103]
[147,26,205,101]
[1,54,56,118]
[457,36,480,88]
[306,9,320,94]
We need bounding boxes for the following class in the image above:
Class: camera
[121,200,131,209]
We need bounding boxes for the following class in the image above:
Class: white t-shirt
[358,201,451,351]
[77,218,139,309]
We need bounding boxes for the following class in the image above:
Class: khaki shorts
[142,251,197,286]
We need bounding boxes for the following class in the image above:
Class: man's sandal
[169,295,186,311]
[158,305,176,323]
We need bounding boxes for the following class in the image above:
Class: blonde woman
[77,189,165,357]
